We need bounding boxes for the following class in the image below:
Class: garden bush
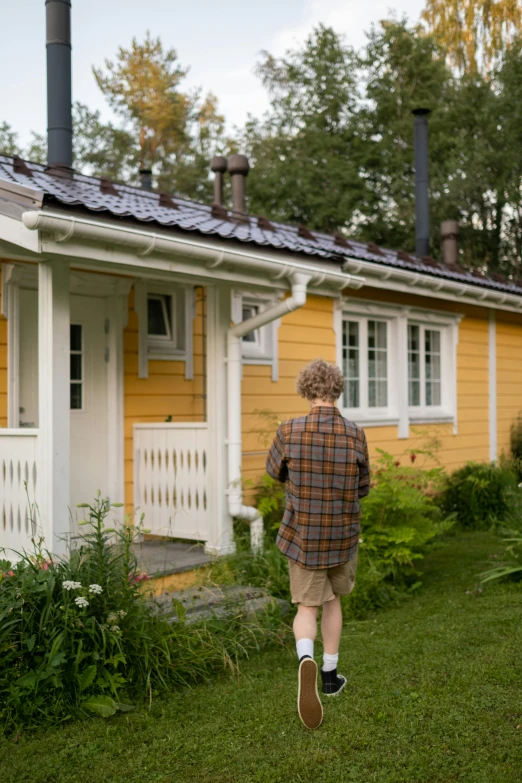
[0,496,289,733]
[511,412,522,464]
[229,449,454,618]
[438,460,520,530]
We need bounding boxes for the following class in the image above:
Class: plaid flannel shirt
[266,406,370,569]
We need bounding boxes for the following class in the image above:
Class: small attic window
[148,295,172,339]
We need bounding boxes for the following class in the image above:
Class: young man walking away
[266,359,370,730]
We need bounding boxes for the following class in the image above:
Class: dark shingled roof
[1,154,521,299]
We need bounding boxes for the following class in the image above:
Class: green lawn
[3,532,522,783]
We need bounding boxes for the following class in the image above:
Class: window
[241,304,261,346]
[147,290,185,358]
[231,291,280,381]
[70,324,83,410]
[341,317,391,417]
[336,300,460,433]
[408,324,442,409]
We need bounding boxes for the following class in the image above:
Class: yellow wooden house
[1,147,522,563]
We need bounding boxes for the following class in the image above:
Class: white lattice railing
[0,430,40,560]
[133,423,211,540]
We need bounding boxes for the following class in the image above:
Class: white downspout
[227,272,310,552]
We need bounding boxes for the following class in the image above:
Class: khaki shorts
[288,551,358,607]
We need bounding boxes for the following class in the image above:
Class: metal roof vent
[46,0,73,174]
[227,154,249,217]
[412,108,431,258]
[211,156,227,207]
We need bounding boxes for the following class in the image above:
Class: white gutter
[22,210,363,294]
[343,257,522,314]
[227,272,310,552]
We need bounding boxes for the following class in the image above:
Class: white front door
[18,292,111,535]
[69,296,109,530]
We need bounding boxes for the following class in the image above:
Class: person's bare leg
[293,605,318,646]
[321,595,342,655]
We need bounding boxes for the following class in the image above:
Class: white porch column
[38,260,70,554]
[205,284,235,555]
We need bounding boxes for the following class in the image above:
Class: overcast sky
[0,0,426,147]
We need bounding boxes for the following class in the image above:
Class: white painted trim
[134,422,208,430]
[134,280,148,379]
[205,285,235,555]
[2,263,23,428]
[184,286,196,381]
[38,260,71,554]
[232,290,281,381]
[106,294,127,507]
[397,309,409,439]
[489,309,497,461]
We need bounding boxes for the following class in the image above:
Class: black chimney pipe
[412,108,431,258]
[139,168,153,191]
[46,0,73,170]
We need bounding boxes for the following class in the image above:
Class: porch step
[149,584,289,625]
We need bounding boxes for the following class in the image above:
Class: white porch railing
[0,430,40,561]
[134,423,211,541]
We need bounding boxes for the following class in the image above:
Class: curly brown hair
[296,358,344,403]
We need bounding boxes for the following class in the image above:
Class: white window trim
[334,298,461,438]
[134,281,195,380]
[231,290,281,382]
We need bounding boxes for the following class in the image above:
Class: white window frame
[337,308,399,426]
[407,318,456,426]
[232,291,281,381]
[70,322,84,412]
[134,281,195,380]
[334,298,461,437]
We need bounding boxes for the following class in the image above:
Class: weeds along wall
[123,286,206,508]
[0,265,7,427]
[241,287,495,496]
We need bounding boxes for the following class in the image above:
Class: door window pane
[368,320,387,407]
[342,321,359,408]
[70,324,83,411]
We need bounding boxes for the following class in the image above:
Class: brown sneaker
[297,657,323,729]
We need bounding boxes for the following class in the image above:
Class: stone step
[149,584,289,625]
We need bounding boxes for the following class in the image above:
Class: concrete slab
[132,540,212,577]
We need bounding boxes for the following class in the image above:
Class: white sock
[296,638,314,661]
[322,652,339,673]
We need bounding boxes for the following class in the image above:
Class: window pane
[70,354,82,381]
[148,296,170,337]
[425,329,441,407]
[70,383,82,410]
[70,324,82,351]
[408,324,421,406]
[242,305,259,343]
[342,321,359,408]
[368,321,387,407]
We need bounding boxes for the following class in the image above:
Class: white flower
[110,624,120,633]
[74,596,89,608]
[518,483,522,488]
[88,584,103,595]
[359,537,364,544]
[63,580,82,591]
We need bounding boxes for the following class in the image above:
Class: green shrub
[481,535,522,585]
[511,413,522,462]
[0,496,289,733]
[439,460,519,530]
[232,449,453,618]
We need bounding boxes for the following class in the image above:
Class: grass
[3,531,522,783]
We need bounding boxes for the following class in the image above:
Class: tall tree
[0,123,21,156]
[93,32,191,173]
[422,0,522,73]
[239,25,362,232]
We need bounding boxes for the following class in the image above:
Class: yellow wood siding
[123,287,205,507]
[496,312,522,457]
[0,264,7,426]
[240,288,492,494]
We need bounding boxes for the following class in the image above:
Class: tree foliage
[422,0,522,74]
